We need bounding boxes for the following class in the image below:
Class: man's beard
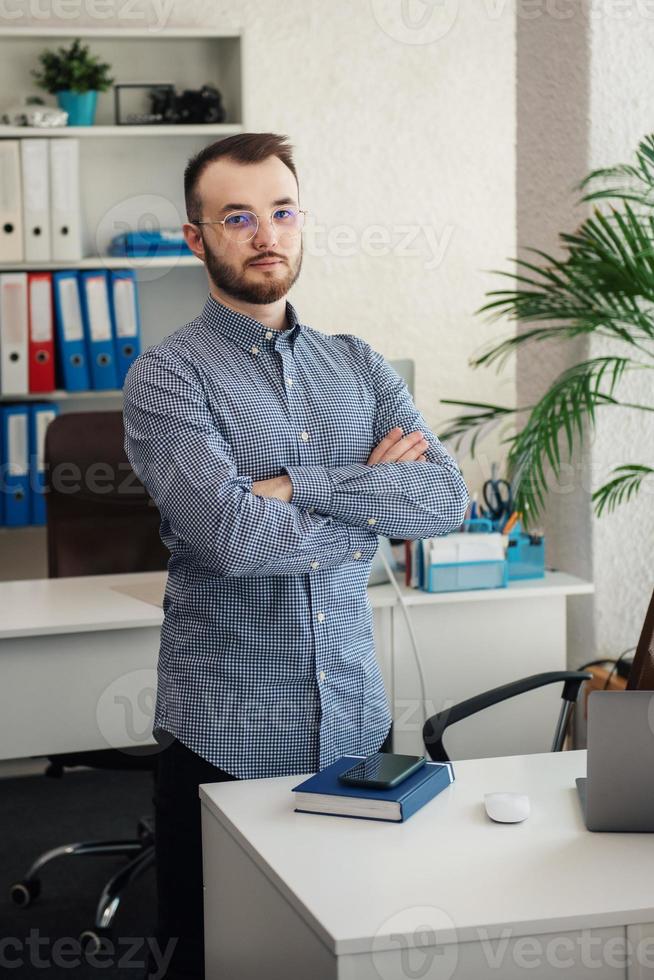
[202,235,303,305]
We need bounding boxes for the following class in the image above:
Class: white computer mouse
[484,792,531,823]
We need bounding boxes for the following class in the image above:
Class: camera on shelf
[114,82,226,125]
[153,84,226,125]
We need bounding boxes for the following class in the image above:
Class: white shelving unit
[0,26,243,577]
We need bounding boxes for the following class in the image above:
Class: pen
[503,511,521,535]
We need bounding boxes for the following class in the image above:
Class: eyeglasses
[193,206,308,244]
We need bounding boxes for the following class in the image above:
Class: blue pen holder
[505,522,545,580]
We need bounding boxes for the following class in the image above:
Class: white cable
[377,543,429,730]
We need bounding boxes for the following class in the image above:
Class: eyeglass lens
[223,207,304,243]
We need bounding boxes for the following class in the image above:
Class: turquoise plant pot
[56,90,98,126]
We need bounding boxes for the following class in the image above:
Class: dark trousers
[152,738,236,980]
[151,726,393,979]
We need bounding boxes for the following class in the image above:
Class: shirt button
[251,345,259,355]
[316,611,325,622]
[286,377,293,386]
[353,551,362,560]
[300,431,310,441]
[367,517,377,526]
[319,670,326,682]
[265,330,273,340]
[310,560,319,570]
[308,506,315,513]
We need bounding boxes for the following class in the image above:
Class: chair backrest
[45,410,169,578]
[626,588,654,691]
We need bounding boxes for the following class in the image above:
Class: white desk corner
[200,749,654,980]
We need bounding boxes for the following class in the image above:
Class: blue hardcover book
[1,404,30,527]
[52,271,90,392]
[108,269,142,386]
[29,402,59,526]
[292,755,454,823]
[78,270,119,391]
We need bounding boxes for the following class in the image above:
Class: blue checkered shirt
[123,294,468,778]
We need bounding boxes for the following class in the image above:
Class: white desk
[0,571,167,760]
[0,570,390,761]
[0,570,592,761]
[200,750,654,980]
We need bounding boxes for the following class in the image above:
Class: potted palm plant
[440,133,654,528]
[32,38,113,126]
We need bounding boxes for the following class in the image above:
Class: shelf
[0,390,122,402]
[0,28,241,39]
[0,123,243,139]
[0,255,201,271]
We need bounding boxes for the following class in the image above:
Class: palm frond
[439,400,514,459]
[505,357,629,520]
[578,133,654,206]
[474,206,654,369]
[440,358,634,524]
[592,465,654,516]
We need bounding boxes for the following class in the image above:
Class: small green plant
[32,38,113,94]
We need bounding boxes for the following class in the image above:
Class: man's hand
[367,427,428,466]
[252,475,293,502]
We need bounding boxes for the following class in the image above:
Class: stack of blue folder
[53,268,142,391]
[0,402,58,527]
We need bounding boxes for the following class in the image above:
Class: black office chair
[10,411,168,952]
[423,586,654,761]
[422,671,592,763]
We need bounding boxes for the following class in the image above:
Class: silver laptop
[576,690,654,832]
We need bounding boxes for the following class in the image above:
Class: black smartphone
[338,752,426,790]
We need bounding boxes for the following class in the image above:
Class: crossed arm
[255,341,469,542]
[123,344,468,578]
[253,427,430,501]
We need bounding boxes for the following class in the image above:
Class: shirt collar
[201,293,304,352]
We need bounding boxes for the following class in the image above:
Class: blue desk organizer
[504,521,545,580]
[418,519,508,594]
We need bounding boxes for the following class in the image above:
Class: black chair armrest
[423,670,592,762]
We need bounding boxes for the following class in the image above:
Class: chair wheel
[10,879,41,907]
[79,929,111,955]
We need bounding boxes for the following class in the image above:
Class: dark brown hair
[184,132,298,222]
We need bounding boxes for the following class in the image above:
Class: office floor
[1,767,155,978]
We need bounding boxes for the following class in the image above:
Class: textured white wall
[9,0,517,495]
[588,9,654,656]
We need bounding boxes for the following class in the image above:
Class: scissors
[482,464,514,526]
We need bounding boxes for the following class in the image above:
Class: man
[123,132,468,979]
